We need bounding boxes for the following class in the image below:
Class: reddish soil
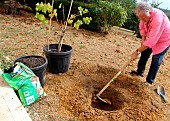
[0,10,170,121]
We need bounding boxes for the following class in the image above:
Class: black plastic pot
[14,55,48,88]
[43,44,72,74]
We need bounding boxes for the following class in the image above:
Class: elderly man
[130,1,170,85]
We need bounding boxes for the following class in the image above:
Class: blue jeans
[137,46,169,84]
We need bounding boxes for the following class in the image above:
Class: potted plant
[35,0,92,74]
[13,1,49,88]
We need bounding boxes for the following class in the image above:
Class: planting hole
[91,88,126,111]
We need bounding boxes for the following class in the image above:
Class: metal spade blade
[157,85,167,103]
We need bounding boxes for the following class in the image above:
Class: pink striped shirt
[139,8,170,55]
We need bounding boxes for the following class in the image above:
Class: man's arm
[131,36,148,60]
[141,36,146,45]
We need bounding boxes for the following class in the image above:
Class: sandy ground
[0,10,170,121]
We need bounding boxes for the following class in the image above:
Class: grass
[69,118,79,121]
[79,45,85,49]
[0,50,12,70]
[159,69,168,74]
[0,17,11,21]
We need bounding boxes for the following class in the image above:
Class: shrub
[166,13,170,20]
[17,0,45,11]
[53,0,128,32]
[122,12,141,38]
[95,1,127,33]
[17,0,128,33]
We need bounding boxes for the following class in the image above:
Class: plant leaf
[59,3,62,9]
[68,19,73,25]
[78,6,83,16]
[42,19,48,24]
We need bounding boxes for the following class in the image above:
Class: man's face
[137,11,150,22]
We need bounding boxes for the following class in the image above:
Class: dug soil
[0,10,170,121]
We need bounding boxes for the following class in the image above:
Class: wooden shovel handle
[97,59,131,96]
[0,62,2,75]
[0,69,2,75]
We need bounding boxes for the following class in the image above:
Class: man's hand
[131,44,148,61]
[131,50,140,61]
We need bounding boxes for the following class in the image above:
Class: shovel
[96,59,131,104]
[157,85,167,103]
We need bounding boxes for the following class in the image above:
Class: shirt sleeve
[139,21,147,36]
[143,12,165,48]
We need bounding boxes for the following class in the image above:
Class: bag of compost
[1,62,46,106]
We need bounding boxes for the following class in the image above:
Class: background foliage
[95,1,127,33]
[16,0,170,37]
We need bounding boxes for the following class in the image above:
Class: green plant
[79,45,85,49]
[0,51,12,70]
[151,0,162,8]
[35,0,57,49]
[123,12,141,38]
[16,0,43,12]
[35,0,92,52]
[95,1,127,33]
[68,6,92,30]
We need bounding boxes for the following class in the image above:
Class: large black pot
[43,44,72,74]
[14,55,48,87]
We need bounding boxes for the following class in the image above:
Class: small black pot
[14,55,48,87]
[43,44,72,74]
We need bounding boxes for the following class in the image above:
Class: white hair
[135,1,152,15]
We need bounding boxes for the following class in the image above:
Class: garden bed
[0,11,170,121]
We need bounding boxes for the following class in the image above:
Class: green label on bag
[18,81,39,106]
